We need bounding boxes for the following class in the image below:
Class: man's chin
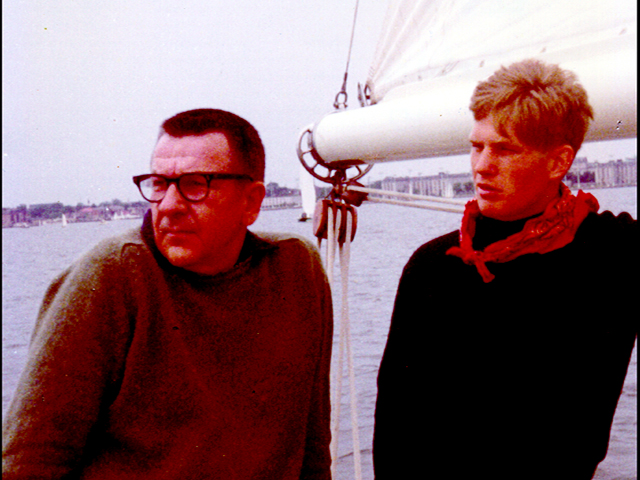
[477,200,512,221]
[477,199,497,215]
[160,245,197,269]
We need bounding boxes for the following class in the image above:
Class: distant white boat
[298,165,316,222]
[61,214,68,227]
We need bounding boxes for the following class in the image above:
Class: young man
[3,109,333,479]
[373,60,637,479]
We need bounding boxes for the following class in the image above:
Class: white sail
[61,214,68,227]
[306,0,636,165]
[299,165,316,221]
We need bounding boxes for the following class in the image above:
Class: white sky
[2,1,636,208]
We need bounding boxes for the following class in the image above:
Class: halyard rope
[333,0,361,109]
[325,206,362,480]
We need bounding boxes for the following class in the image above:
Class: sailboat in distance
[298,165,316,222]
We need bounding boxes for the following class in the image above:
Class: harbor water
[2,186,637,479]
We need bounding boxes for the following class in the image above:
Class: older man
[3,109,333,479]
[373,60,637,479]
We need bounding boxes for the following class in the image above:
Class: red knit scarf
[446,183,599,283]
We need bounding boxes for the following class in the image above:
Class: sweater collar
[472,214,538,251]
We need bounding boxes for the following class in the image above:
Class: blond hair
[470,59,594,154]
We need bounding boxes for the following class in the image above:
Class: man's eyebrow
[469,138,519,147]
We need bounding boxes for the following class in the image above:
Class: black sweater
[373,210,637,479]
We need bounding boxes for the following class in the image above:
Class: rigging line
[346,185,467,205]
[364,196,465,214]
[340,211,363,480]
[344,0,361,79]
[325,206,363,480]
[334,0,361,109]
[328,207,341,475]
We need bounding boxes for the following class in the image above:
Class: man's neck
[472,213,541,251]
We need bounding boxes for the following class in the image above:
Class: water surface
[3,187,636,479]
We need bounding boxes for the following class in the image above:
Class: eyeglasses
[133,172,254,203]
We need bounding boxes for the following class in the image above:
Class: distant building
[3,208,28,228]
[262,182,303,210]
[380,172,473,198]
[593,159,637,188]
[374,156,636,199]
[74,207,105,223]
[265,182,300,198]
[564,156,636,189]
[261,195,301,210]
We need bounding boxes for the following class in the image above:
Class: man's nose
[473,149,498,176]
[157,183,187,211]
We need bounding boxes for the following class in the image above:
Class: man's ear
[549,145,575,181]
[242,181,266,227]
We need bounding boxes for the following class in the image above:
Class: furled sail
[306,0,636,165]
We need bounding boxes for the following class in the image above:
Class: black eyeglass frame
[132,172,255,203]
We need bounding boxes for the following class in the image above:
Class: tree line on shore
[4,182,304,227]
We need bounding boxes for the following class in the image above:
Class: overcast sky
[2,1,636,208]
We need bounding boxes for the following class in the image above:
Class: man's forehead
[151,132,235,173]
[469,117,520,145]
[153,131,232,158]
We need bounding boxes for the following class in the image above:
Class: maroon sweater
[3,220,333,479]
